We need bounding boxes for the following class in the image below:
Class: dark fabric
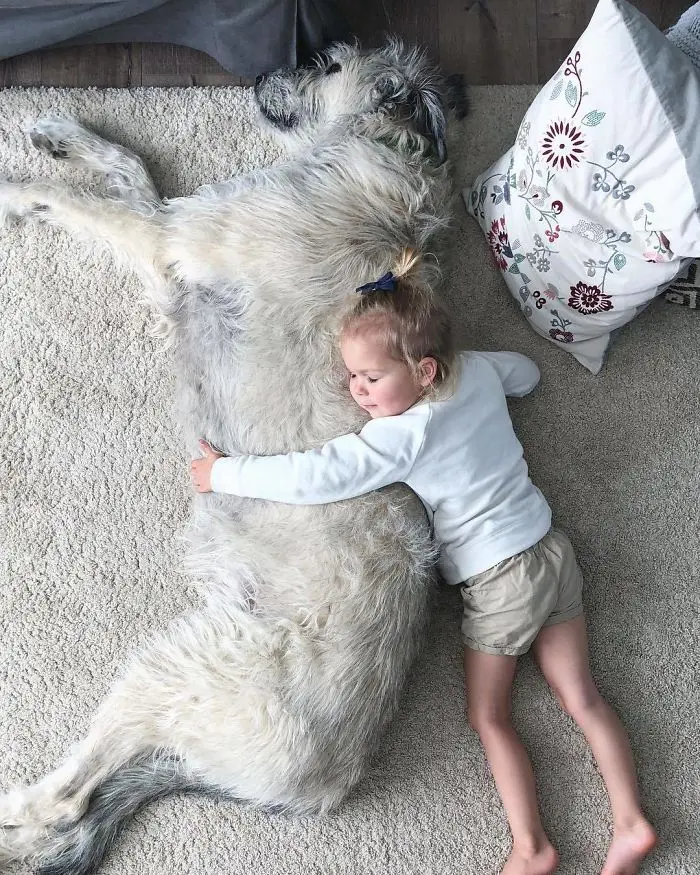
[0,1,170,61]
[0,0,350,77]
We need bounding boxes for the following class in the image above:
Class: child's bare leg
[464,649,559,875]
[532,615,657,874]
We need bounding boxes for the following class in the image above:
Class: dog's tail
[32,752,217,875]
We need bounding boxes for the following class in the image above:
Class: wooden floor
[0,0,689,88]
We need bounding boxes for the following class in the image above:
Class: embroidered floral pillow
[464,0,700,373]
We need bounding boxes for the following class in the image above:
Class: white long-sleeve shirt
[211,351,552,583]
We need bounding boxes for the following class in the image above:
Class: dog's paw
[28,116,88,161]
[0,786,33,828]
[0,179,19,226]
[0,180,53,227]
[0,822,48,864]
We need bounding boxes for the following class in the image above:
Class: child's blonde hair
[341,248,456,392]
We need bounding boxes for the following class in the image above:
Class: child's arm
[190,417,423,504]
[475,351,540,397]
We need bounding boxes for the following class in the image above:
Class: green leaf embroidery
[613,253,626,270]
[508,263,520,274]
[514,253,525,263]
[550,79,564,100]
[525,205,531,220]
[581,110,605,126]
[520,273,531,284]
[565,80,578,107]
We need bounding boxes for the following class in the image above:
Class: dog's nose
[255,74,264,86]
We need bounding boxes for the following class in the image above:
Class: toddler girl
[190,251,656,875]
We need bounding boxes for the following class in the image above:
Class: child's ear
[418,357,438,387]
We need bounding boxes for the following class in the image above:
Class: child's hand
[191,439,224,493]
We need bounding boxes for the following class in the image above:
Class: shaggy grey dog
[0,41,457,874]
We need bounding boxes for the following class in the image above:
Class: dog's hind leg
[0,644,201,868]
[0,751,207,875]
[35,754,214,875]
[0,674,172,865]
[0,610,277,871]
[28,116,161,215]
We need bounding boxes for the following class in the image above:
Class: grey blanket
[0,0,348,77]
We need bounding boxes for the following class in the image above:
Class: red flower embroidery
[550,328,575,343]
[551,200,564,215]
[542,121,585,170]
[488,217,512,272]
[568,281,614,315]
[545,225,560,242]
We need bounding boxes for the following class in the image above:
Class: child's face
[341,334,436,419]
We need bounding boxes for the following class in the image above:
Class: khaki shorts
[460,528,583,656]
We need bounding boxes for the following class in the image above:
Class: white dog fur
[0,41,457,874]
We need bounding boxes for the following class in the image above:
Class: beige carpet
[1,84,698,875]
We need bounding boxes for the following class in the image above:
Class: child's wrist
[209,456,226,492]
[209,458,219,491]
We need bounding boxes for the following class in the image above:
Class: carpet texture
[1,85,698,875]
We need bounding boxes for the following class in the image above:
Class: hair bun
[393,247,420,279]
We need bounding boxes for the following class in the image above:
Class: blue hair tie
[355,271,397,295]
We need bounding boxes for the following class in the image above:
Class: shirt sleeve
[474,351,541,397]
[208,415,424,504]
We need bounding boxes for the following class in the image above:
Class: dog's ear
[371,73,448,165]
[444,73,468,120]
[410,81,448,165]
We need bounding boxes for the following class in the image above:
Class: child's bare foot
[601,818,657,874]
[502,841,559,875]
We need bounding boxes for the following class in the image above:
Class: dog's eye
[325,63,341,75]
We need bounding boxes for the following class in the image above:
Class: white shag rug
[1,85,698,875]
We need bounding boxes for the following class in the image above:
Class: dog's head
[254,41,461,165]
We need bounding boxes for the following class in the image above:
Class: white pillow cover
[464,0,700,372]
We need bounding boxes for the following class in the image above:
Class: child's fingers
[190,457,213,493]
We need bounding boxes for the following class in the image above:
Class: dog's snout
[255,74,264,86]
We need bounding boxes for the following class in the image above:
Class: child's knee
[467,704,511,736]
[557,683,603,722]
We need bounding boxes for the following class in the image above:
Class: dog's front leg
[0,179,172,315]
[29,116,162,215]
